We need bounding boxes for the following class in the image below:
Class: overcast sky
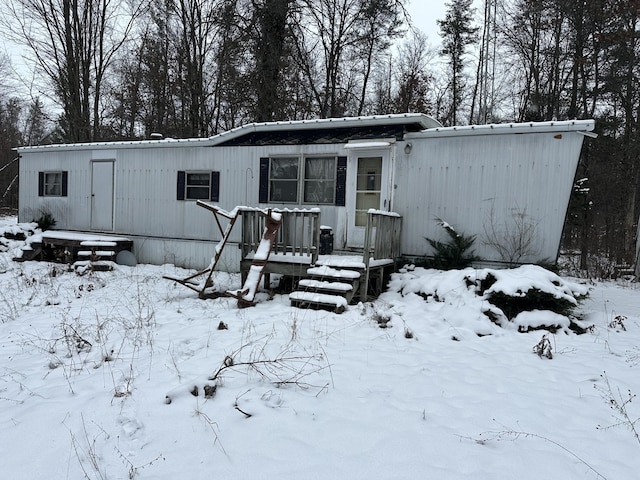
[406,0,448,45]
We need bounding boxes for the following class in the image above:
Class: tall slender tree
[253,0,292,122]
[437,0,478,125]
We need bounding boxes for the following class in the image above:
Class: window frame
[259,156,346,206]
[38,171,68,197]
[266,156,338,205]
[302,156,337,205]
[177,170,220,202]
[185,171,212,201]
[268,156,300,204]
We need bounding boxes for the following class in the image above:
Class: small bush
[486,288,578,321]
[425,219,478,270]
[33,209,56,231]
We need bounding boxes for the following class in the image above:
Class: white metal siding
[111,144,347,247]
[18,151,92,229]
[394,132,584,263]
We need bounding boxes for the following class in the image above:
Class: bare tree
[1,0,145,142]
[392,31,436,113]
[252,0,293,122]
[353,0,405,115]
[174,0,218,136]
[294,0,406,118]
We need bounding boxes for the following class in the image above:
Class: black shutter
[38,172,44,196]
[177,171,186,200]
[335,156,347,206]
[259,157,269,203]
[210,171,220,202]
[61,171,68,197]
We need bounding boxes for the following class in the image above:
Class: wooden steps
[289,266,361,313]
[74,241,119,272]
[289,291,348,313]
[13,232,133,269]
[14,244,43,262]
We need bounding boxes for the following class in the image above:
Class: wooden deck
[14,231,134,265]
[239,209,402,303]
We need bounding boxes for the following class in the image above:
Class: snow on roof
[16,113,440,153]
[210,113,441,145]
[407,119,596,139]
[15,116,595,153]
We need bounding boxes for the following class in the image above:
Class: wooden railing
[239,208,402,300]
[362,210,402,297]
[239,207,321,265]
[363,210,403,264]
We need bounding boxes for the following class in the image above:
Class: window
[177,171,220,201]
[355,157,382,226]
[38,171,68,197]
[303,157,335,204]
[260,156,345,205]
[186,172,211,200]
[269,157,299,203]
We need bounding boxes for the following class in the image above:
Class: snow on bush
[386,264,590,334]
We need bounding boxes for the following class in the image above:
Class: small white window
[44,172,63,196]
[185,172,211,200]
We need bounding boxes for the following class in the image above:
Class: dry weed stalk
[595,372,640,447]
[532,334,553,359]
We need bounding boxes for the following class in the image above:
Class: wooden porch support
[163,201,239,298]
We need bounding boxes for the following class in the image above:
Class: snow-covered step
[73,260,115,272]
[298,278,355,303]
[80,240,118,248]
[289,291,348,313]
[78,250,116,258]
[298,279,353,293]
[14,243,43,262]
[306,265,361,280]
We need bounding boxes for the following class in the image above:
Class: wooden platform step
[74,260,115,273]
[13,244,43,262]
[289,291,348,313]
[74,242,120,272]
[306,265,361,280]
[297,278,356,303]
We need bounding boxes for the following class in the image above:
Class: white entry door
[91,161,114,231]
[346,149,392,248]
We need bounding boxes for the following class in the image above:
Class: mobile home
[16,113,594,270]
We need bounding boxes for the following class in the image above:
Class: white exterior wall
[19,150,93,229]
[394,131,585,263]
[19,142,350,270]
[113,143,347,241]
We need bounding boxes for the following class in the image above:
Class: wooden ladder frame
[163,201,240,298]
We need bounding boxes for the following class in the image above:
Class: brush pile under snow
[385,264,590,334]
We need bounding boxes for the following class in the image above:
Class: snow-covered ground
[1,216,638,479]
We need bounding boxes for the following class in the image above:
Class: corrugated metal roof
[16,116,595,153]
[408,119,595,138]
[16,113,441,153]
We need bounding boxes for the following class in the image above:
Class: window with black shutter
[177,171,220,201]
[38,171,68,197]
